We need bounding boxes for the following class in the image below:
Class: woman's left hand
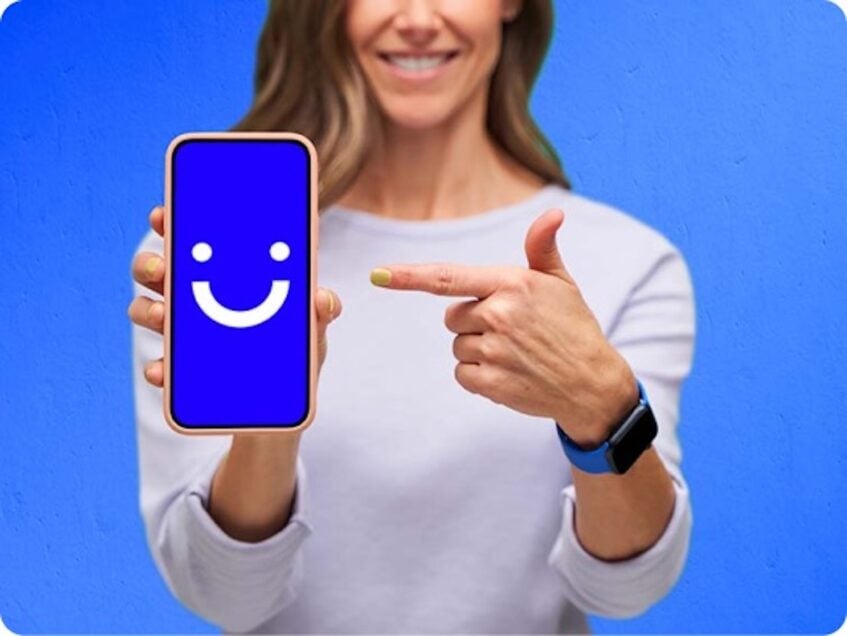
[370,208,639,448]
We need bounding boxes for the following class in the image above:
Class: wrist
[556,371,657,475]
[556,360,639,449]
[232,431,303,455]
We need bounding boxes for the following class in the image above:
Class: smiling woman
[128,0,696,633]
[228,0,568,204]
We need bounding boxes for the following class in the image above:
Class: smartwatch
[555,379,657,475]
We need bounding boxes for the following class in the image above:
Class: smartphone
[163,132,317,434]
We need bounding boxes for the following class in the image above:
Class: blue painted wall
[1,0,844,632]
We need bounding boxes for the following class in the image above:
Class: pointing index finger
[370,263,503,298]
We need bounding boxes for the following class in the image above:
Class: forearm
[558,360,677,561]
[570,446,676,561]
[208,433,302,543]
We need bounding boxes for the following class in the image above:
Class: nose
[393,0,443,46]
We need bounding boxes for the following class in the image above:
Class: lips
[378,50,460,73]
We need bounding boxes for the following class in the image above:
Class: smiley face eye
[192,241,213,263]
[270,241,290,262]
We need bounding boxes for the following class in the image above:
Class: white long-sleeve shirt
[131,184,696,634]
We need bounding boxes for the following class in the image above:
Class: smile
[192,279,290,328]
[378,51,459,78]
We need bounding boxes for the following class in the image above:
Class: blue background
[0,0,844,633]
[170,139,311,428]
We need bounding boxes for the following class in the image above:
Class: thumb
[524,208,571,281]
[316,287,342,339]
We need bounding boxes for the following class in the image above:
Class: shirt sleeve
[130,230,312,633]
[547,241,697,619]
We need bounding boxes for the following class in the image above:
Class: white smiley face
[190,240,291,328]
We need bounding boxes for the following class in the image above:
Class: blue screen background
[0,0,844,633]
[171,139,311,427]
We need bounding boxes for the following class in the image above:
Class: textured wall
[0,0,845,633]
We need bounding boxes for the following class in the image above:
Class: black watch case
[606,401,659,473]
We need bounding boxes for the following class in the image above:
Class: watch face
[608,404,658,473]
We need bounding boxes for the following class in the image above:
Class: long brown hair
[231,0,570,208]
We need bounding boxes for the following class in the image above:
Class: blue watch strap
[555,379,647,474]
[555,425,611,473]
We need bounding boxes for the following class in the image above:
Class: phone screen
[168,136,313,429]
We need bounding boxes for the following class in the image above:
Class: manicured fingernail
[145,257,161,278]
[370,268,391,286]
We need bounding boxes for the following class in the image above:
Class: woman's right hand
[127,205,343,389]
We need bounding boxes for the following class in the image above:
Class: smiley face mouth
[192,279,290,328]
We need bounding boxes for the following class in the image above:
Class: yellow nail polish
[145,257,161,277]
[370,268,391,286]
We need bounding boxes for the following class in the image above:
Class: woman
[128,1,695,633]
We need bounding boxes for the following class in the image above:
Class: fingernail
[370,268,391,286]
[145,257,161,278]
[325,290,335,317]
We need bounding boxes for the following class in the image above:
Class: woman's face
[345,0,521,130]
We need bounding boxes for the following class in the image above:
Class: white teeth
[387,54,450,71]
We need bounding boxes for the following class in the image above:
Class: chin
[377,97,459,131]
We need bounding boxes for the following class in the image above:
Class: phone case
[162,131,318,435]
